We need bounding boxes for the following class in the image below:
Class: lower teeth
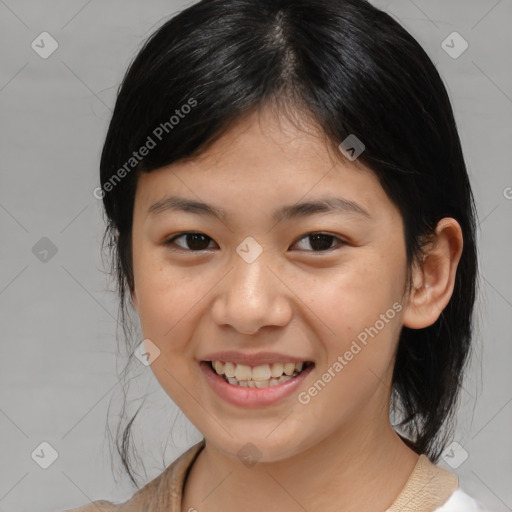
[222,371,301,388]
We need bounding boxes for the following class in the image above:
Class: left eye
[292,233,345,252]
[166,232,217,251]
[165,232,345,252]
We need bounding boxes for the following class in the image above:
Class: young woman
[68,0,489,510]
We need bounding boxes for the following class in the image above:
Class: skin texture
[130,105,463,512]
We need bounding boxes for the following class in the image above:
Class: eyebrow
[147,195,371,222]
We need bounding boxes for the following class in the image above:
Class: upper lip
[200,351,314,366]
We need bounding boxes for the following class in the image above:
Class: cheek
[309,253,406,360]
[132,256,202,350]
[133,264,203,395]
[299,263,404,424]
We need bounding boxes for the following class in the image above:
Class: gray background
[0,1,511,511]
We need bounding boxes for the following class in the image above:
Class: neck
[182,410,419,512]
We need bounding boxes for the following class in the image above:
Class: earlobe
[402,218,463,329]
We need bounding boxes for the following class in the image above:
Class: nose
[211,253,293,335]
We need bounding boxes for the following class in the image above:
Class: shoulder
[435,488,489,511]
[61,440,206,512]
[63,500,120,512]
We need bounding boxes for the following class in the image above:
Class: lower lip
[199,361,314,408]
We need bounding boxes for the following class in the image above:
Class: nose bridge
[211,243,292,334]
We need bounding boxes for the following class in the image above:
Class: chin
[205,429,314,465]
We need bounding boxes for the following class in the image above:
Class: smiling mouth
[206,360,315,388]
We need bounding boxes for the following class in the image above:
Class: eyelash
[164,232,347,253]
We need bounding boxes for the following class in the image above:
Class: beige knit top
[65,439,459,512]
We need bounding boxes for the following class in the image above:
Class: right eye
[165,232,218,252]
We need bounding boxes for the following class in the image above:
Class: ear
[402,218,463,329]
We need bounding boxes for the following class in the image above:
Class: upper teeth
[212,361,304,381]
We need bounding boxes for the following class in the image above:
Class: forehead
[133,105,394,222]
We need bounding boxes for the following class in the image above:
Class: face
[130,105,411,462]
